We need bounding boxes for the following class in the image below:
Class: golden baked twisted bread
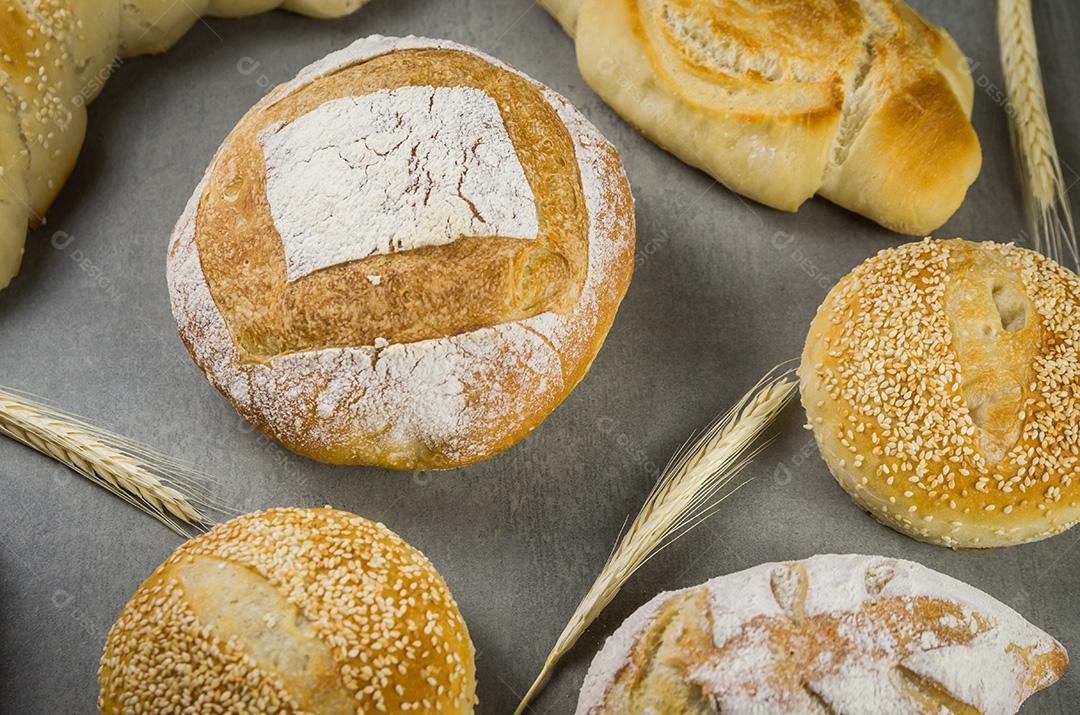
[541,0,981,235]
[0,0,372,290]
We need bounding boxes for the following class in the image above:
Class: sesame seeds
[99,579,300,713]
[99,508,476,713]
[803,239,1080,546]
[1,1,76,146]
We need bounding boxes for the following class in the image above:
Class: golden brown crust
[99,507,477,714]
[548,0,981,234]
[197,48,588,357]
[168,37,635,469]
[800,239,1080,547]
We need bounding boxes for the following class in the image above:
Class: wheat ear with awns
[0,387,220,536]
[513,370,796,714]
[998,0,1077,269]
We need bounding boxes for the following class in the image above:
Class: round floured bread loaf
[540,0,981,235]
[167,36,636,469]
[577,554,1067,714]
[801,239,1080,548]
[99,507,477,714]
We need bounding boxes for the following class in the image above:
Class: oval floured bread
[577,554,1067,714]
[167,35,636,469]
[542,0,980,235]
[800,239,1080,547]
[98,507,477,713]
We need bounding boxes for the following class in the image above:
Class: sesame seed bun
[98,508,476,713]
[800,239,1080,548]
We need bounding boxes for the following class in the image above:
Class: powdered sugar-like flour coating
[260,86,537,282]
[167,36,632,464]
[577,554,1065,714]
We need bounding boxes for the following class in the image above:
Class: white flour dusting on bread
[167,36,634,467]
[577,554,1067,714]
[260,86,537,281]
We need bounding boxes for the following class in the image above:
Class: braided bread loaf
[0,0,371,290]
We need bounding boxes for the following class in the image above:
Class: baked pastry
[167,36,636,469]
[801,239,1080,547]
[0,0,373,291]
[99,507,477,714]
[540,0,981,235]
[578,554,1067,714]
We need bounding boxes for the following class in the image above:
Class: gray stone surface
[1,0,1078,712]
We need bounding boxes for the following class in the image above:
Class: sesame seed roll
[98,508,477,713]
[800,239,1080,548]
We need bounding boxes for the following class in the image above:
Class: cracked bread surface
[577,554,1067,714]
[167,36,636,469]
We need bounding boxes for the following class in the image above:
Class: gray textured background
[1,0,1078,712]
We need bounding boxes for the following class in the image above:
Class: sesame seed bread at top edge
[576,554,1067,714]
[167,35,636,470]
[98,507,477,714]
[800,239,1080,548]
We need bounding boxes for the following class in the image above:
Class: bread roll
[578,554,1067,714]
[540,0,981,235]
[167,36,636,469]
[99,507,477,714]
[0,0,372,291]
[801,239,1080,547]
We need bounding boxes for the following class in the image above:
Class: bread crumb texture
[99,507,476,714]
[801,239,1080,547]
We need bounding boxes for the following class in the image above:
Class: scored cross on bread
[196,48,589,358]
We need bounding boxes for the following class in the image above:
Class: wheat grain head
[998,0,1078,268]
[513,370,796,714]
[0,387,227,536]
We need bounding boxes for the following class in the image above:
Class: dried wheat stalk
[999,0,1077,268]
[0,386,222,536]
[513,370,796,714]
